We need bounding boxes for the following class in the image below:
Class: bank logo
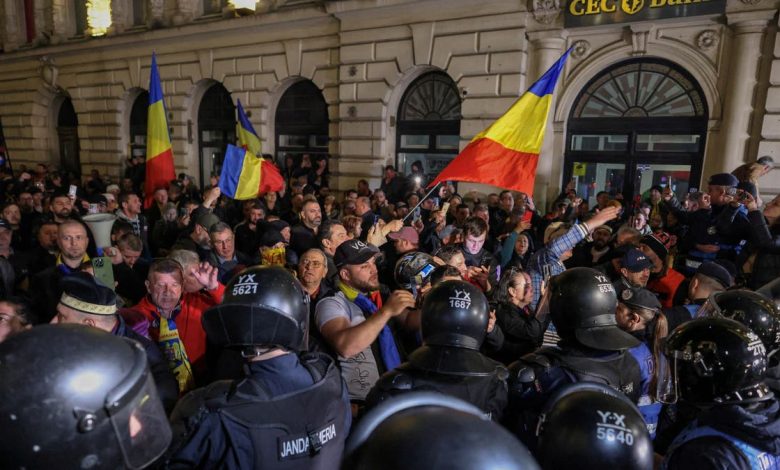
[621,0,643,14]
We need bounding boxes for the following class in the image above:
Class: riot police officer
[343,392,539,470]
[0,324,172,469]
[536,382,653,469]
[167,266,350,469]
[505,267,642,447]
[366,280,508,420]
[662,317,780,469]
[697,289,780,393]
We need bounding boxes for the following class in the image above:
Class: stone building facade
[1,0,779,209]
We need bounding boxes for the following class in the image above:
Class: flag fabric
[219,144,284,200]
[428,48,571,194]
[236,99,261,156]
[144,52,176,208]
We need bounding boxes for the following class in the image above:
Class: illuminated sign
[564,0,725,27]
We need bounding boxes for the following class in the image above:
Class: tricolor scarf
[338,281,401,370]
[150,306,194,394]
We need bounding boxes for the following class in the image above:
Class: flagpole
[402,182,441,223]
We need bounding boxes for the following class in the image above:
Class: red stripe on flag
[258,160,285,195]
[144,147,175,208]
[429,138,539,194]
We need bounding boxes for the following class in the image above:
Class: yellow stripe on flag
[147,100,172,160]
[234,152,264,200]
[472,93,552,155]
[237,125,262,156]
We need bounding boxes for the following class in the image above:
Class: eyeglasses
[301,260,324,269]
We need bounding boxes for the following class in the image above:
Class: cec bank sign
[565,0,726,27]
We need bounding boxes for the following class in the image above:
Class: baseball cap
[196,212,221,231]
[707,173,739,187]
[335,239,380,267]
[696,261,734,289]
[621,248,652,273]
[387,226,419,245]
[0,218,11,231]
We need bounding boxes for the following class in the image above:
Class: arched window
[396,72,461,179]
[565,59,708,209]
[198,83,235,187]
[57,98,80,179]
[129,91,149,161]
[275,80,329,170]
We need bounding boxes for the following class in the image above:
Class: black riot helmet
[343,392,540,470]
[758,277,780,310]
[547,267,639,351]
[0,325,171,469]
[202,265,310,352]
[394,251,436,293]
[663,317,773,406]
[697,289,780,357]
[421,279,489,350]
[536,382,653,470]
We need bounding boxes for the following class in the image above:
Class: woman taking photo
[489,268,544,365]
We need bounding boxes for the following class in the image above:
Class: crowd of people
[1,153,780,468]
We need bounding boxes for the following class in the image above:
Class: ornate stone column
[717,10,775,174]
[528,30,567,210]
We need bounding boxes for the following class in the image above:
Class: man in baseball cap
[316,238,415,406]
[615,248,653,293]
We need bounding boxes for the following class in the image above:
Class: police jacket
[504,342,642,448]
[167,352,350,470]
[365,345,509,421]
[663,400,780,469]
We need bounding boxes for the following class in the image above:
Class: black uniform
[505,343,642,445]
[366,346,509,421]
[168,352,350,469]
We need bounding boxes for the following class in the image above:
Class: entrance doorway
[57,97,80,180]
[274,80,329,172]
[198,83,235,188]
[564,59,708,210]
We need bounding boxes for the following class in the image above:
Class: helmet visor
[109,370,172,469]
[657,351,679,405]
[694,293,722,319]
[757,278,780,310]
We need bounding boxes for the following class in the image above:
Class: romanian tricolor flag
[429,48,571,195]
[218,144,284,200]
[236,99,261,156]
[144,53,176,208]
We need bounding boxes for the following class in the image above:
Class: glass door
[571,161,627,208]
[564,59,708,213]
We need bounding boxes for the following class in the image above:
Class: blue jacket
[664,400,780,469]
